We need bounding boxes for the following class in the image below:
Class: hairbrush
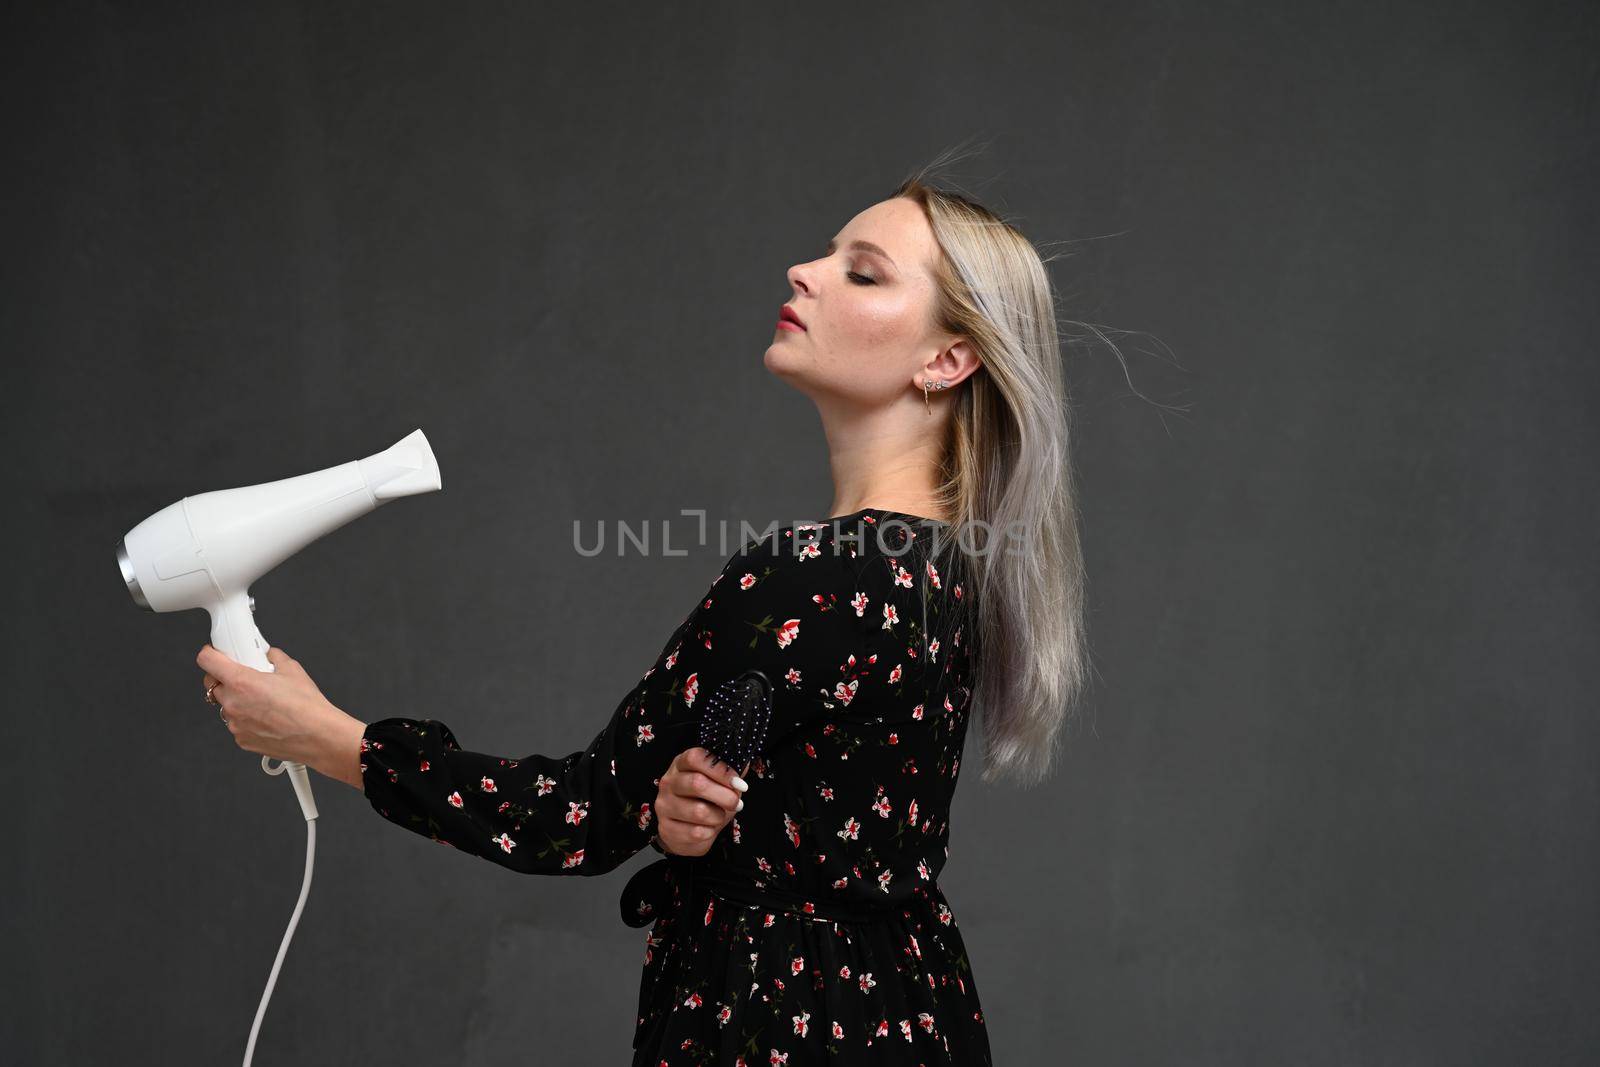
[697,668,774,771]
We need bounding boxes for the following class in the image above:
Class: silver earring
[922,378,949,413]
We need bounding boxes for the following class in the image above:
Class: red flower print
[566,800,589,825]
[790,956,805,975]
[881,603,898,630]
[491,832,516,854]
[928,637,940,663]
[785,667,802,684]
[834,678,859,705]
[739,572,756,589]
[888,663,902,683]
[926,559,941,588]
[851,590,869,616]
[560,848,584,868]
[684,672,699,707]
[447,791,464,808]
[872,794,892,818]
[836,817,861,841]
[775,618,800,649]
[636,723,655,746]
[685,992,703,1009]
[792,1009,810,1036]
[534,774,556,796]
[418,758,429,771]
[891,562,913,588]
[479,776,497,793]
[878,869,893,892]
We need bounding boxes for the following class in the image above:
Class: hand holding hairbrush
[697,668,774,771]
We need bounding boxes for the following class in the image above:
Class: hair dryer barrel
[115,429,441,668]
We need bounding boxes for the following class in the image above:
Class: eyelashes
[816,248,877,285]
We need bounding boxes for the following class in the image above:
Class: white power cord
[243,756,319,1065]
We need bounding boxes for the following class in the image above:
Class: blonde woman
[197,165,1087,1065]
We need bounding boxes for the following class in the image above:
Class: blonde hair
[890,161,1091,788]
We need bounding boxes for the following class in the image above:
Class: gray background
[6,1,1596,1063]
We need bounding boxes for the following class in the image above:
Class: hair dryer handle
[211,589,272,672]
[209,591,321,823]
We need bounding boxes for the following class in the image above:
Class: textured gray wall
[7,1,1596,1063]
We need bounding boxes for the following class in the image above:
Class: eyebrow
[825,237,897,267]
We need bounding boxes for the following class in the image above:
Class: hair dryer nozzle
[360,428,442,501]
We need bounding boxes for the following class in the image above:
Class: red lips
[779,304,806,329]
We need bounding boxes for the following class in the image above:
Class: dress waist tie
[619,853,905,943]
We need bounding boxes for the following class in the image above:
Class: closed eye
[847,271,876,286]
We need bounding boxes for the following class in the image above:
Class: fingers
[670,769,741,814]
[656,815,715,855]
[658,794,728,829]
[198,644,296,677]
[679,746,750,795]
[196,643,235,679]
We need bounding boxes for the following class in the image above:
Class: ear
[920,336,981,389]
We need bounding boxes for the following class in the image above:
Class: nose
[786,260,812,297]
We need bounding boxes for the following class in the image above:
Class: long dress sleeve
[358,568,715,878]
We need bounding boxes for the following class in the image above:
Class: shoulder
[703,515,917,635]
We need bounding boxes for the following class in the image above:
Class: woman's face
[765,197,951,405]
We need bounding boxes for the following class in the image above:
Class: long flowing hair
[890,163,1091,788]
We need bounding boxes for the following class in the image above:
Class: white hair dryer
[115,427,442,1065]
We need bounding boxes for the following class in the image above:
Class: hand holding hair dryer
[114,427,442,1065]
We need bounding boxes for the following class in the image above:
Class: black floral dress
[359,508,993,1065]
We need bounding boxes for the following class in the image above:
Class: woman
[196,171,1088,1065]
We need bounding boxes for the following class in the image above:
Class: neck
[817,395,950,522]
